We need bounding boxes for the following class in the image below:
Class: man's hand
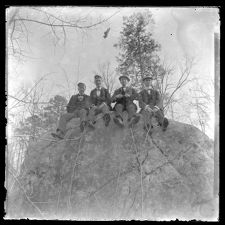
[153,106,160,113]
[124,93,130,97]
[91,104,97,109]
[145,105,153,112]
[116,94,123,99]
[99,102,107,109]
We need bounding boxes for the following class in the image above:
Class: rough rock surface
[6,113,217,220]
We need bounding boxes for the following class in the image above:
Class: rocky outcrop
[6,113,217,220]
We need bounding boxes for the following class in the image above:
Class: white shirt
[121,87,127,94]
[145,87,151,94]
[96,87,101,97]
[78,94,84,101]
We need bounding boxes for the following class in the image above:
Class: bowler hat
[94,74,102,80]
[119,75,130,82]
[142,75,153,81]
[77,82,86,87]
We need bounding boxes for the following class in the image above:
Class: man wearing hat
[51,82,90,139]
[139,75,169,133]
[88,75,111,128]
[111,75,140,127]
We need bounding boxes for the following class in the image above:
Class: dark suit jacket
[90,87,111,107]
[66,94,90,113]
[139,89,163,110]
[112,87,139,107]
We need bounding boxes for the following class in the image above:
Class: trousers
[57,109,87,134]
[141,108,164,126]
[114,103,137,119]
[88,103,110,122]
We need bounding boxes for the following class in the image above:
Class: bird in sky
[103,28,110,39]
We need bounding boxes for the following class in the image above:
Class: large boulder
[6,113,217,220]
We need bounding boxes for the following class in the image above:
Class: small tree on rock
[42,95,68,130]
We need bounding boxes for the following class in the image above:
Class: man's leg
[142,109,153,127]
[88,107,96,122]
[53,112,75,138]
[127,103,140,127]
[114,104,124,118]
[86,107,97,129]
[100,103,111,127]
[154,109,168,131]
[78,109,87,123]
[101,103,109,114]
[114,104,124,127]
[141,109,154,134]
[78,109,88,132]
[127,103,137,119]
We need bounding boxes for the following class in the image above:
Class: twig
[59,64,71,99]
[83,167,136,203]
[143,125,151,144]
[111,157,122,217]
[129,128,141,171]
[12,134,82,143]
[124,188,139,217]
[148,134,195,190]
[8,95,50,105]
[68,129,86,210]
[9,72,55,111]
[144,144,193,179]
[93,193,105,216]
[141,151,149,165]
[57,179,63,212]
[8,169,44,218]
[130,128,143,218]
[14,10,121,29]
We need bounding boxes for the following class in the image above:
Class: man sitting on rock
[111,75,140,128]
[51,82,90,139]
[87,75,111,128]
[139,75,169,133]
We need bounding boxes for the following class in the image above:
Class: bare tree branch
[8,72,55,111]
[13,10,121,29]
[8,169,44,218]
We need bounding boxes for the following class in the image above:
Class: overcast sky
[7,6,219,138]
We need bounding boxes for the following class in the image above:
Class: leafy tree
[114,11,196,120]
[114,11,162,89]
[42,95,68,130]
[14,95,68,139]
[11,95,67,173]
[15,115,42,135]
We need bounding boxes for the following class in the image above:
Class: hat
[142,75,153,81]
[94,74,102,80]
[77,82,86,87]
[119,75,130,82]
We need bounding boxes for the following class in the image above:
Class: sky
[7,6,220,139]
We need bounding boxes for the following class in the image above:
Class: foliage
[114,11,162,89]
[14,95,67,139]
[42,95,68,130]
